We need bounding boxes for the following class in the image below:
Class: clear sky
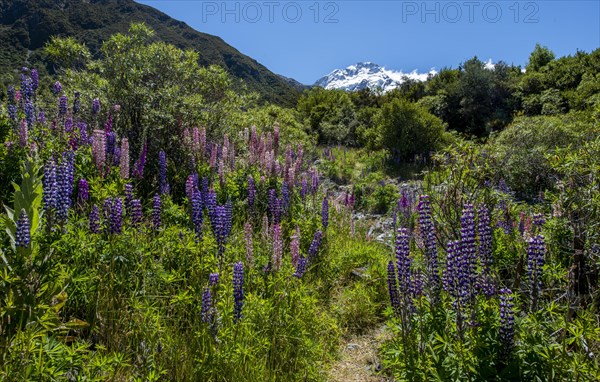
[136,1,600,84]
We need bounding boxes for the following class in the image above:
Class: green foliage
[374,98,450,160]
[526,43,556,72]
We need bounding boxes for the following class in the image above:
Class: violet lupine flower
[418,195,440,291]
[15,209,31,248]
[477,204,493,271]
[294,256,307,278]
[120,138,129,179]
[132,142,147,179]
[18,120,28,148]
[300,178,308,202]
[131,199,142,226]
[201,287,213,324]
[291,225,300,267]
[233,261,244,323]
[272,223,283,270]
[38,110,46,125]
[527,235,545,309]
[43,158,58,212]
[307,230,323,264]
[200,177,209,206]
[191,190,203,237]
[387,261,401,313]
[247,176,256,208]
[92,98,100,114]
[281,182,290,212]
[206,190,218,233]
[185,174,198,200]
[8,104,17,122]
[53,81,62,96]
[152,194,162,229]
[64,117,73,133]
[92,130,106,174]
[244,222,254,266]
[224,200,233,237]
[122,182,133,213]
[158,150,170,195]
[460,204,477,296]
[310,167,319,195]
[110,198,123,234]
[59,95,68,116]
[103,197,113,224]
[214,205,230,256]
[321,196,329,230]
[30,69,38,90]
[105,131,116,159]
[78,121,88,145]
[56,151,75,221]
[24,101,35,127]
[73,91,81,114]
[209,273,219,286]
[533,213,545,228]
[78,179,89,207]
[89,205,100,233]
[395,228,412,294]
[498,288,515,356]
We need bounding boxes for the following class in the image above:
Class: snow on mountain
[314,62,437,92]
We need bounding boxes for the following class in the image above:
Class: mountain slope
[315,62,436,92]
[0,0,304,106]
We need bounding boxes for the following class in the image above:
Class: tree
[375,98,449,160]
[526,43,555,72]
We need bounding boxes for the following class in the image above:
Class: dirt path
[327,325,393,382]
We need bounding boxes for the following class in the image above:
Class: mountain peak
[315,62,436,92]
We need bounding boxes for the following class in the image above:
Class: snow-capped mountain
[314,62,437,92]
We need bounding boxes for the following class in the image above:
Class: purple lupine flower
[307,230,323,264]
[38,110,46,125]
[527,234,545,309]
[395,228,412,294]
[77,121,88,145]
[460,204,477,297]
[132,142,147,179]
[214,204,230,256]
[418,195,440,291]
[291,225,300,267]
[131,199,142,226]
[92,130,106,174]
[200,177,209,206]
[191,190,203,237]
[30,69,38,90]
[201,287,213,324]
[443,240,459,293]
[293,256,307,278]
[53,81,62,96]
[73,91,81,114]
[18,120,28,148]
[477,204,493,271]
[185,174,197,200]
[103,197,113,225]
[112,145,121,167]
[120,138,129,178]
[64,117,73,133]
[321,196,329,230]
[7,85,15,103]
[105,131,116,159]
[152,194,162,229]
[281,181,290,212]
[533,213,545,228]
[123,183,133,214]
[158,150,170,195]
[272,223,283,270]
[56,151,75,221]
[387,261,401,313]
[209,273,219,286]
[300,178,308,202]
[24,100,35,127]
[498,288,515,356]
[43,158,58,212]
[244,222,254,266]
[77,179,89,207]
[233,261,244,322]
[8,104,17,121]
[92,98,100,114]
[110,198,123,234]
[15,209,31,248]
[310,167,319,195]
[89,205,100,233]
[58,95,68,116]
[247,175,256,208]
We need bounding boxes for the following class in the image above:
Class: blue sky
[136,1,600,84]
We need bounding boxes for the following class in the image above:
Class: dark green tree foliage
[526,43,556,72]
[297,87,358,145]
[374,98,449,160]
